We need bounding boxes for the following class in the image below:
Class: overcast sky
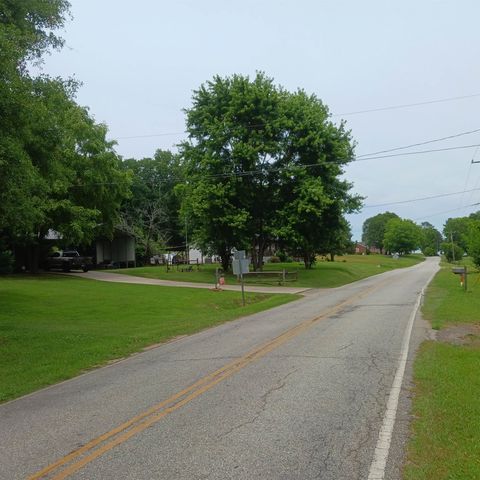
[39,0,480,240]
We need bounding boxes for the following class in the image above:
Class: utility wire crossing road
[1,258,439,479]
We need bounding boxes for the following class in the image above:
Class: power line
[412,202,480,221]
[355,143,480,162]
[363,187,480,208]
[356,128,480,158]
[172,144,480,180]
[457,149,477,211]
[333,92,480,117]
[72,143,480,187]
[114,94,480,140]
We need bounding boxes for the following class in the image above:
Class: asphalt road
[0,257,439,480]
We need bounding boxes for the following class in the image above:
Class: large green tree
[273,90,360,267]
[0,0,130,270]
[180,73,284,270]
[180,73,360,270]
[0,0,71,236]
[383,218,422,255]
[362,211,400,253]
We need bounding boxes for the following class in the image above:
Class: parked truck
[44,251,92,272]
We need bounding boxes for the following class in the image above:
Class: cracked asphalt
[0,257,439,480]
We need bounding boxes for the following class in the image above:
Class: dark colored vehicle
[44,251,92,272]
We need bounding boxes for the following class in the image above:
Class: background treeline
[361,211,480,266]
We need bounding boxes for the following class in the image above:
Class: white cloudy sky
[40,0,480,240]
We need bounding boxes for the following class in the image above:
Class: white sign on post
[232,258,250,275]
[233,250,246,260]
[232,250,249,306]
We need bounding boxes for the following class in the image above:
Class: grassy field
[404,263,480,479]
[113,254,424,288]
[0,275,296,403]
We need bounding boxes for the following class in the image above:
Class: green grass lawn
[0,275,296,403]
[422,258,480,330]
[404,263,480,479]
[113,254,424,288]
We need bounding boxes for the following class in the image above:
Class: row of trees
[362,212,441,256]
[1,2,360,272]
[362,211,480,267]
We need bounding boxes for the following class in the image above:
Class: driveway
[63,270,311,295]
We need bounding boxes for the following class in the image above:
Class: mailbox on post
[451,266,468,291]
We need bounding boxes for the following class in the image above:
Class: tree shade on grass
[0,275,296,402]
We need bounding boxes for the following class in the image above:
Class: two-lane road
[0,258,439,479]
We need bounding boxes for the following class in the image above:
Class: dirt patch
[429,324,480,347]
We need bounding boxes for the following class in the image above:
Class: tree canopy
[420,222,442,256]
[180,73,360,270]
[362,212,399,252]
[383,218,422,255]
[0,0,130,271]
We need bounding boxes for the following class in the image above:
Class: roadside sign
[234,250,246,260]
[232,258,250,275]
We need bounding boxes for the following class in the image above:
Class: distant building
[354,243,382,254]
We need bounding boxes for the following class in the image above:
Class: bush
[276,251,292,263]
[422,246,436,257]
[269,256,281,263]
[441,242,464,263]
[0,250,14,274]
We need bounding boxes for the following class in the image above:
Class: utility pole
[449,231,456,262]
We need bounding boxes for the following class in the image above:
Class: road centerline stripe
[29,280,388,480]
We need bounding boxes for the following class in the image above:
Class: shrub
[276,251,292,262]
[269,256,281,263]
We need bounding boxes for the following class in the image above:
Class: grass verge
[113,254,424,288]
[0,275,297,403]
[404,264,480,479]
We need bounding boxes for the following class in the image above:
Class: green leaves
[362,212,400,252]
[181,73,360,269]
[383,218,422,255]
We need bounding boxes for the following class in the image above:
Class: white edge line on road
[367,268,438,480]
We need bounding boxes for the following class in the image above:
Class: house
[354,243,382,254]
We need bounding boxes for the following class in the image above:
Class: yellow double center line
[29,281,384,480]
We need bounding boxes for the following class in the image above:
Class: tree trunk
[220,245,230,272]
[303,252,314,269]
[330,252,335,262]
[250,241,258,272]
[251,238,266,271]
